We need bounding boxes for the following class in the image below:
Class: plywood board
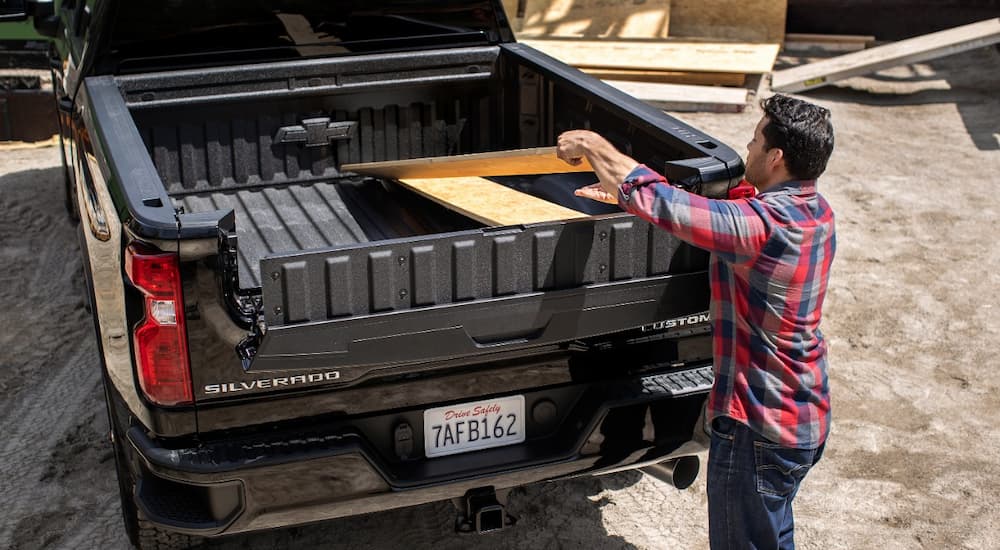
[521,39,780,74]
[396,177,589,226]
[581,68,746,87]
[603,80,749,113]
[508,0,672,39]
[342,147,593,180]
[670,0,787,43]
[772,17,1000,92]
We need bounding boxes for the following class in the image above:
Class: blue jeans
[707,416,825,550]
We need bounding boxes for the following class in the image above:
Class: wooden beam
[784,33,875,44]
[603,80,749,113]
[772,17,1000,93]
[342,147,592,180]
[783,34,875,53]
[521,39,780,74]
[396,177,589,226]
[670,0,787,43]
[581,68,747,87]
[510,0,672,40]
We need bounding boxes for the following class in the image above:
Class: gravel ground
[1,47,998,549]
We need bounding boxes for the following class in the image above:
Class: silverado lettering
[204,372,341,394]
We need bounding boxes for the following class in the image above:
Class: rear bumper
[126,365,713,536]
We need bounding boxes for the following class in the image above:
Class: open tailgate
[249,215,709,380]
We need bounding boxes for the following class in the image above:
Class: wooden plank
[603,80,749,113]
[772,17,1000,93]
[508,0,672,40]
[396,177,589,226]
[670,0,787,43]
[784,33,876,44]
[521,39,780,74]
[342,147,593,180]
[0,134,58,150]
[581,68,747,87]
[783,34,875,53]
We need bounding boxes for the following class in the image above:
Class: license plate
[423,395,525,458]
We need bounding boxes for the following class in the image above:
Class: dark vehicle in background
[8,1,744,548]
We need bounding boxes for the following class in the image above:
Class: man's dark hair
[760,95,835,180]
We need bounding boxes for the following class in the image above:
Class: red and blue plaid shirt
[619,165,835,449]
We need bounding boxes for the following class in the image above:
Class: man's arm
[556,130,771,264]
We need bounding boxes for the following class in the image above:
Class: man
[556,95,835,549]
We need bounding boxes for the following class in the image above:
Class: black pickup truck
[11,1,744,548]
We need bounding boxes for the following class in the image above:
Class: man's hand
[556,130,639,205]
[573,183,618,204]
[555,130,592,167]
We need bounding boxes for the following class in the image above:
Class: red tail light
[125,244,193,406]
[728,179,757,200]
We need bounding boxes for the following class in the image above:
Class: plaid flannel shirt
[619,165,835,449]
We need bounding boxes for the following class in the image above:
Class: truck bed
[84,42,738,375]
[176,178,481,288]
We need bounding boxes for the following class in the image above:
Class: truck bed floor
[177,179,480,288]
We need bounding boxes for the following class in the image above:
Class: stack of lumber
[502,0,787,112]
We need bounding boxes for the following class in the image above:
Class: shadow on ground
[774,46,1000,150]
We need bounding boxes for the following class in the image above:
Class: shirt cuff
[617,164,660,208]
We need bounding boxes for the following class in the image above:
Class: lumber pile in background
[506,0,786,43]
[668,0,786,43]
[519,39,780,75]
[502,0,788,112]
[773,17,1000,92]
[514,0,673,39]
[783,33,875,53]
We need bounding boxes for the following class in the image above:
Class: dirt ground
[1,47,999,550]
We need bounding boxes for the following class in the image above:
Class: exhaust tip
[641,455,701,490]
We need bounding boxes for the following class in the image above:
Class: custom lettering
[641,312,711,332]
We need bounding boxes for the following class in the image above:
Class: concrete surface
[1,46,999,549]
